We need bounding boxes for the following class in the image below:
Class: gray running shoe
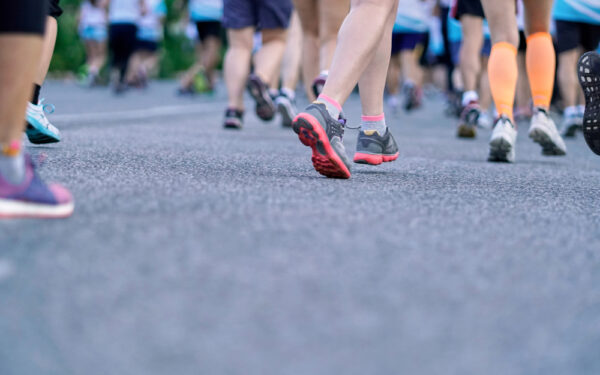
[353,129,399,165]
[292,103,352,179]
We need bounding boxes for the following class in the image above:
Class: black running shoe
[457,101,480,138]
[353,129,399,165]
[403,84,422,112]
[223,108,244,129]
[292,103,352,179]
[577,51,600,155]
[247,74,276,121]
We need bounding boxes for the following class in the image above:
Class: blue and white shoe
[25,99,61,144]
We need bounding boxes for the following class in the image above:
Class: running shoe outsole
[292,114,351,179]
[529,128,567,156]
[577,52,600,155]
[488,138,514,163]
[26,123,60,144]
[353,152,399,165]
[0,199,74,219]
[247,77,275,121]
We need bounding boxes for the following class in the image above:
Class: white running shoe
[25,99,61,144]
[488,116,517,163]
[528,108,567,156]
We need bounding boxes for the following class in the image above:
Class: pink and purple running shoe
[0,155,73,218]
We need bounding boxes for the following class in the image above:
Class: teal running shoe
[25,99,61,144]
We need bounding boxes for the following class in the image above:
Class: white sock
[564,105,578,118]
[280,87,295,100]
[577,104,585,116]
[462,90,479,107]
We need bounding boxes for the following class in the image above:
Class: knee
[491,30,519,49]
[227,29,254,50]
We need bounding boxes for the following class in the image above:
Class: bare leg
[202,36,222,87]
[400,49,423,87]
[357,1,398,116]
[459,15,484,95]
[515,51,531,113]
[558,48,580,109]
[294,0,319,100]
[386,54,401,96]
[254,29,288,88]
[322,0,400,107]
[224,27,254,110]
[281,11,303,91]
[0,36,42,143]
[479,56,491,111]
[318,0,350,71]
[34,17,57,87]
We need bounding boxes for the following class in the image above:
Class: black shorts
[48,0,63,19]
[136,39,159,52]
[452,0,485,20]
[196,21,222,42]
[555,20,600,54]
[223,0,293,30]
[0,0,47,34]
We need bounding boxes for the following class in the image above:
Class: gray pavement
[1,80,600,375]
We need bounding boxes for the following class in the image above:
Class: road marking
[52,102,225,125]
[0,259,14,282]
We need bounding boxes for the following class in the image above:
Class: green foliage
[51,0,197,78]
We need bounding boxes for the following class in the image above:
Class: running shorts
[391,32,426,55]
[0,0,48,35]
[136,39,159,52]
[196,21,222,42]
[80,25,108,41]
[48,0,63,19]
[223,0,293,30]
[452,0,485,20]
[555,20,600,54]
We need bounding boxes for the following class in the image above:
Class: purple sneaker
[0,155,73,218]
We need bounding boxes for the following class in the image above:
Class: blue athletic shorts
[80,25,108,41]
[391,33,426,55]
[223,0,293,30]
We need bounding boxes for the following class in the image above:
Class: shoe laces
[38,99,55,115]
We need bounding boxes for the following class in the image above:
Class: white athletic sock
[462,90,479,107]
[577,104,585,116]
[280,87,295,100]
[564,105,578,118]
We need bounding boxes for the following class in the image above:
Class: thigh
[223,0,257,29]
[293,0,318,36]
[522,0,552,35]
[318,0,350,37]
[480,0,518,45]
[555,20,581,54]
[258,0,293,30]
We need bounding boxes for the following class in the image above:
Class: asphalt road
[1,80,600,375]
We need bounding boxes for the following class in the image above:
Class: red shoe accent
[353,152,399,165]
[353,153,383,165]
[293,113,351,179]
